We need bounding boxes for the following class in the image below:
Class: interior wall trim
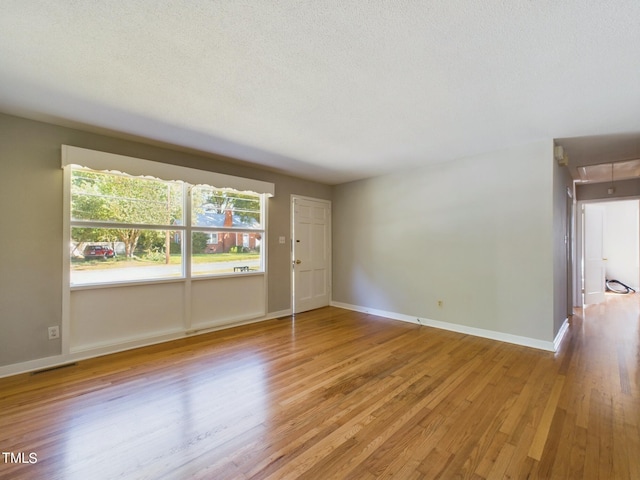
[331,301,557,352]
[0,309,292,379]
[62,145,275,196]
[553,318,570,352]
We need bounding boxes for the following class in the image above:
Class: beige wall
[0,111,569,368]
[0,113,331,367]
[332,141,558,343]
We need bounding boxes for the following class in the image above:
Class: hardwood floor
[1,294,638,479]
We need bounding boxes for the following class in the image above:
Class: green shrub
[192,232,208,254]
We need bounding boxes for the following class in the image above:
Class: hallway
[551,292,640,478]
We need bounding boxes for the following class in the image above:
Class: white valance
[62,145,275,196]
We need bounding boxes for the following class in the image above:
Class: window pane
[192,186,261,229]
[192,231,262,276]
[71,169,183,225]
[71,228,183,285]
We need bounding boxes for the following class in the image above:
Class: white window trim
[62,145,275,196]
[61,147,272,357]
[64,147,272,288]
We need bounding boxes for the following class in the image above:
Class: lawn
[72,253,260,270]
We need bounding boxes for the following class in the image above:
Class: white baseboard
[331,301,556,352]
[1,305,560,379]
[0,309,292,379]
[553,318,570,351]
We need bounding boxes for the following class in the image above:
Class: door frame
[566,186,574,317]
[575,196,640,306]
[581,202,606,305]
[290,195,332,314]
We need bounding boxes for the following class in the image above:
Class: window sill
[191,271,265,281]
[70,271,266,290]
[70,277,186,291]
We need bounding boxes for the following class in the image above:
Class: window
[191,186,263,276]
[68,165,267,286]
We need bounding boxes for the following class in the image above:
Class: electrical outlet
[48,326,60,340]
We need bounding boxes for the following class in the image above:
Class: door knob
[295,259,302,264]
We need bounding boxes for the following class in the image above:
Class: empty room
[1,2,639,479]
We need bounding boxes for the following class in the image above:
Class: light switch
[279,236,286,244]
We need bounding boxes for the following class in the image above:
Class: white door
[583,204,606,305]
[292,196,331,314]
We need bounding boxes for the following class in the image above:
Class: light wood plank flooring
[1,294,638,479]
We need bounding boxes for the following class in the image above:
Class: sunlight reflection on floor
[60,355,268,479]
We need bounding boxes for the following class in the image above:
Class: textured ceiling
[1,1,639,184]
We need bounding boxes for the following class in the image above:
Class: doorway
[578,199,640,306]
[291,196,331,314]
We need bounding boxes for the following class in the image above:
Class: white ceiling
[1,1,639,185]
